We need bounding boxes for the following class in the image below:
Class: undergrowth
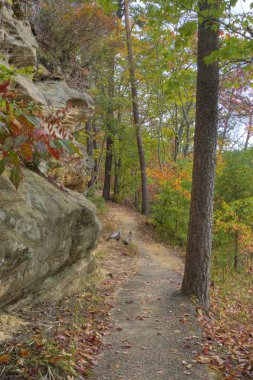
[198,266,253,379]
[86,192,107,215]
[0,291,112,380]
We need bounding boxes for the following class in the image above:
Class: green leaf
[179,21,197,37]
[24,115,41,127]
[60,140,82,156]
[10,165,23,190]
[0,157,9,175]
[8,150,20,165]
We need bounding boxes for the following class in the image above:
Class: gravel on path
[92,203,216,380]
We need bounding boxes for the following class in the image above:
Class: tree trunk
[102,59,115,201]
[113,111,123,202]
[244,114,252,150]
[102,134,113,200]
[113,157,122,201]
[182,103,192,156]
[91,124,98,187]
[219,111,230,153]
[181,0,219,308]
[124,0,149,215]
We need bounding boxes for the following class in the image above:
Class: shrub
[151,183,190,246]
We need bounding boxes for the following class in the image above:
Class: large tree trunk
[181,0,219,308]
[102,4,124,201]
[124,0,149,215]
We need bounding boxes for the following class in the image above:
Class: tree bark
[124,0,149,215]
[102,59,115,201]
[181,0,219,308]
[113,157,122,201]
[182,103,192,156]
[102,4,123,201]
[102,134,113,200]
[244,114,252,150]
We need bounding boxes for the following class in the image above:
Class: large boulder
[0,169,101,309]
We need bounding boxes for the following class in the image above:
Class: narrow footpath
[92,203,215,380]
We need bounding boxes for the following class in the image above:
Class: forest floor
[91,202,217,380]
[0,202,220,380]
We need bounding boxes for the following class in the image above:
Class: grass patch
[86,192,107,215]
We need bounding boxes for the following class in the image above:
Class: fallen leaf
[169,348,179,353]
[196,355,211,364]
[0,354,11,364]
[20,349,31,358]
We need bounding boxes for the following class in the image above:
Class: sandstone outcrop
[0,169,101,309]
[0,2,101,310]
[0,1,94,190]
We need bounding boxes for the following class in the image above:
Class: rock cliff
[0,1,94,190]
[0,2,101,310]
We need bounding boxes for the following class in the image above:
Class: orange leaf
[196,355,211,364]
[17,115,35,131]
[48,356,63,364]
[20,141,33,161]
[20,349,31,358]
[0,354,11,364]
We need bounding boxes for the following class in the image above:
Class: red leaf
[47,144,60,160]
[0,80,10,93]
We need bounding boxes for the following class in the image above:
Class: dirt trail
[92,203,214,380]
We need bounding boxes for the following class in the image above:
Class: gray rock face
[0,169,101,309]
[0,3,101,309]
[0,1,95,191]
[13,76,95,132]
[0,3,94,128]
[0,3,38,68]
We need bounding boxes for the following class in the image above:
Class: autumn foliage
[0,81,78,188]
